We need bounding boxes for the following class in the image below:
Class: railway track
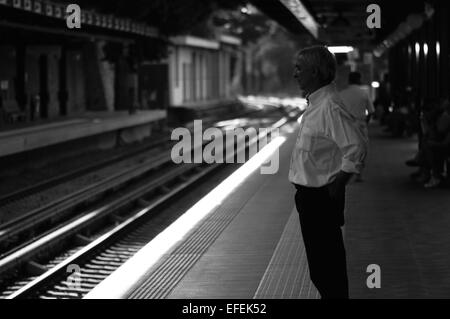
[0,108,263,220]
[0,110,269,254]
[0,132,168,208]
[0,107,263,208]
[5,161,222,299]
[0,113,293,299]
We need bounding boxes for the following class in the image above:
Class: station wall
[389,1,450,108]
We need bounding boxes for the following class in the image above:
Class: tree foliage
[209,6,274,44]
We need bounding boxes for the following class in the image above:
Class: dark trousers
[294,184,349,299]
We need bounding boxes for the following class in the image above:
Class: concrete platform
[85,121,309,299]
[86,121,450,299]
[0,110,166,157]
[346,124,450,298]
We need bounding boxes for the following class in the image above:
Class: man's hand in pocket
[328,171,352,199]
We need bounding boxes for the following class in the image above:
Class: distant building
[168,34,242,107]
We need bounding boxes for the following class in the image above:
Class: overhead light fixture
[415,42,420,60]
[371,81,380,88]
[241,6,252,15]
[327,46,354,54]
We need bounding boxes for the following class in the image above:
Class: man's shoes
[424,176,441,188]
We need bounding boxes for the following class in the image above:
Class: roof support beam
[278,0,319,38]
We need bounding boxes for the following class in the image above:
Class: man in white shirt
[339,71,375,124]
[339,71,374,181]
[290,46,367,299]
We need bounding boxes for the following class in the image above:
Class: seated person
[406,98,441,168]
[423,99,450,188]
[411,99,450,187]
[385,94,416,137]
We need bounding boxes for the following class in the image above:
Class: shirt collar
[307,82,336,107]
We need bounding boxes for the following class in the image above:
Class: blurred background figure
[339,71,374,181]
[408,98,450,188]
[384,92,417,137]
[374,73,392,125]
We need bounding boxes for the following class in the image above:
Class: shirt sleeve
[326,103,368,174]
[366,93,375,114]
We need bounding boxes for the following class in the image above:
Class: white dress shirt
[289,83,368,187]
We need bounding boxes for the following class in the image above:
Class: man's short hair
[296,46,336,85]
[348,71,361,85]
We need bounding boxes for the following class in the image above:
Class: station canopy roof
[250,0,430,50]
[0,0,433,52]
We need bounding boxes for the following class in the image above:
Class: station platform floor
[86,121,450,299]
[0,110,166,157]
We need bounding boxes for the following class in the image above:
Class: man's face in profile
[293,58,314,96]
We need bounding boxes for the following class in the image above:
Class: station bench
[2,100,27,124]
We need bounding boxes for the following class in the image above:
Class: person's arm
[366,95,376,123]
[327,104,368,197]
[367,94,376,115]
